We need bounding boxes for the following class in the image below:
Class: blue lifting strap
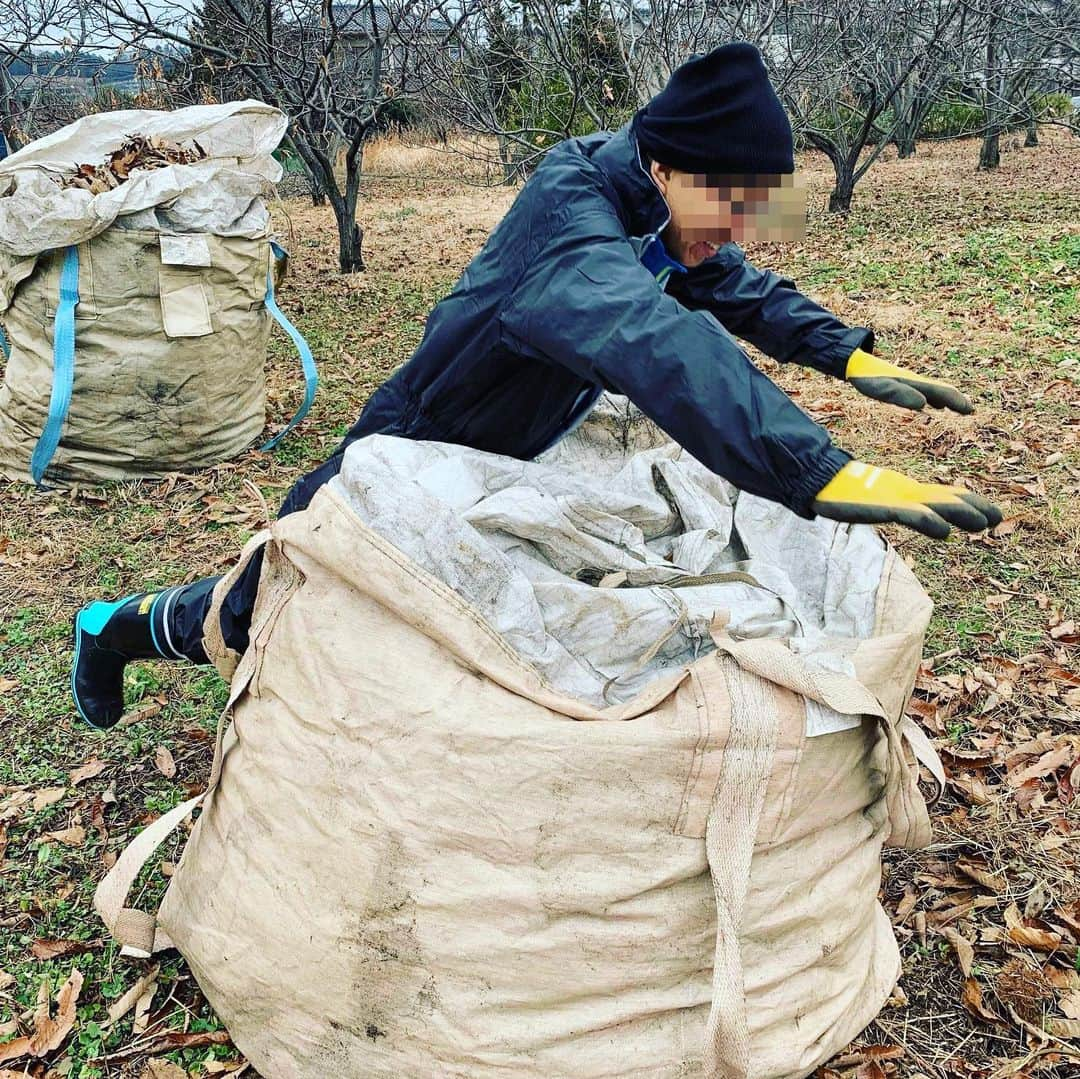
[259,240,318,451]
[30,245,80,488]
[0,321,10,359]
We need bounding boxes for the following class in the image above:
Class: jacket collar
[591,125,672,240]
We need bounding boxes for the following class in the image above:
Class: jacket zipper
[632,130,673,267]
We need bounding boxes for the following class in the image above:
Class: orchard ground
[2,129,1079,1078]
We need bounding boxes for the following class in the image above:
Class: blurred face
[649,161,807,267]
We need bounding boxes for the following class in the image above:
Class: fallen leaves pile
[0,968,82,1066]
[782,139,1079,1075]
[0,732,246,1077]
[852,650,1080,1071]
[54,134,208,195]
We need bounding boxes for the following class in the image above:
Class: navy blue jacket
[282,125,873,519]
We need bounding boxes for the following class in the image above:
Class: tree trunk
[828,163,855,213]
[979,129,1001,170]
[289,128,368,272]
[828,187,853,213]
[978,14,1001,170]
[496,133,517,185]
[336,217,365,273]
[332,154,366,273]
[1024,116,1038,147]
[896,133,917,159]
[310,174,327,206]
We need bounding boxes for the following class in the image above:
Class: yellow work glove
[813,461,1002,539]
[846,348,973,414]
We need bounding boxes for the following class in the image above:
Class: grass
[2,131,1079,1077]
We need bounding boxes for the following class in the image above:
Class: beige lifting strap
[94,531,272,957]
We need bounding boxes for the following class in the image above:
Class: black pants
[170,450,346,663]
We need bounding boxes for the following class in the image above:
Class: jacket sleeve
[667,243,874,379]
[500,207,850,517]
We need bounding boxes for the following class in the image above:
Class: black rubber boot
[71,588,184,729]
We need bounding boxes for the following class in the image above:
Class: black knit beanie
[632,42,794,175]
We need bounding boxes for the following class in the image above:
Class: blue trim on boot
[78,595,137,637]
[71,607,90,726]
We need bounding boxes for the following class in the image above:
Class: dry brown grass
[358,130,507,183]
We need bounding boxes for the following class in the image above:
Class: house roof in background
[320,3,452,36]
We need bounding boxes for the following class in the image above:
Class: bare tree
[773,0,964,212]
[887,14,961,160]
[414,0,642,182]
[96,0,463,272]
[601,0,787,102]
[0,0,97,150]
[414,0,789,182]
[954,0,1079,170]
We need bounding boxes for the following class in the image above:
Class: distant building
[310,3,458,88]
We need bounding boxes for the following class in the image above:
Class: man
[72,42,1001,728]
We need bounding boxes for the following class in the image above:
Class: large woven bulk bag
[96,410,944,1079]
[0,101,315,486]
[0,229,273,484]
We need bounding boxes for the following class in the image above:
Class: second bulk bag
[0,100,316,486]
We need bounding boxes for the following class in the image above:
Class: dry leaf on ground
[955,858,1005,893]
[202,1057,247,1075]
[1044,965,1080,990]
[105,1029,231,1063]
[43,826,85,848]
[0,1041,31,1066]
[118,700,163,727]
[139,1061,188,1079]
[1044,1016,1080,1039]
[1004,903,1065,952]
[30,968,83,1055]
[1007,744,1074,787]
[30,939,93,961]
[0,792,32,823]
[941,926,976,977]
[31,788,65,812]
[68,759,107,786]
[131,977,157,1036]
[1058,989,1080,1019]
[949,773,993,805]
[962,977,1001,1024]
[153,746,177,779]
[0,969,83,1063]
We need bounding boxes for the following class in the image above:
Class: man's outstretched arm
[669,244,973,415]
[500,212,998,535]
[667,241,873,378]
